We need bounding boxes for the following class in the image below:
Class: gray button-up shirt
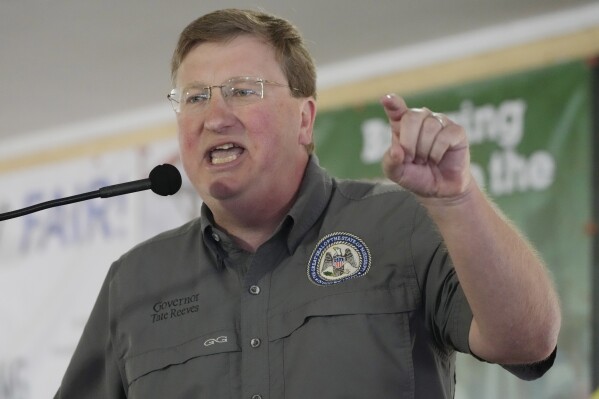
[55,157,553,399]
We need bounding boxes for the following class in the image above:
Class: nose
[203,88,235,133]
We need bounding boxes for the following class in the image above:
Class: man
[55,8,560,398]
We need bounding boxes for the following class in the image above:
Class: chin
[208,181,241,201]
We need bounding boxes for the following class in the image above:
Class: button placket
[241,274,271,398]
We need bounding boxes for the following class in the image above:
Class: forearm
[419,182,561,364]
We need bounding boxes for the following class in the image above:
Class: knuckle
[403,110,423,124]
[422,116,441,131]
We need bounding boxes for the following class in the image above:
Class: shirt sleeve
[501,348,557,380]
[54,264,127,399]
[410,202,473,354]
[472,346,557,381]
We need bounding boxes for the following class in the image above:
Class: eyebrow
[180,82,210,91]
[180,76,263,90]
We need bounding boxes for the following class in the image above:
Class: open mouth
[209,143,245,165]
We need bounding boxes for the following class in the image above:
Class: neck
[206,156,310,252]
[207,180,301,252]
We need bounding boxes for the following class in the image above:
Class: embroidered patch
[308,232,371,286]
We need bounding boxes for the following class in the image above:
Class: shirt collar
[200,206,227,269]
[286,155,333,253]
[200,155,333,266]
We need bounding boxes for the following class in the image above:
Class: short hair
[171,8,317,100]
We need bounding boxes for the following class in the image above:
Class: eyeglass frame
[167,76,299,114]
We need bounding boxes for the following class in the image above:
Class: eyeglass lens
[173,78,266,113]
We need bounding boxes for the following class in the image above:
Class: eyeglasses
[167,76,298,114]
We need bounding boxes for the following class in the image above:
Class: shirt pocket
[124,328,240,399]
[268,281,419,399]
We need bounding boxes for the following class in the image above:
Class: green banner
[314,60,592,398]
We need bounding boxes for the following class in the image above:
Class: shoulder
[133,218,200,252]
[318,178,426,234]
[328,178,438,240]
[110,218,202,276]
[333,177,417,206]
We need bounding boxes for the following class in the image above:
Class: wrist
[416,178,479,210]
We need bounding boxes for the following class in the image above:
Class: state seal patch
[308,232,371,286]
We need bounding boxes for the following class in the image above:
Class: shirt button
[251,395,263,399]
[250,338,261,348]
[211,232,220,242]
[249,285,261,295]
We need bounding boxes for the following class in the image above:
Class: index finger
[380,93,409,122]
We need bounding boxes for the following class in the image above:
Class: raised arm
[380,93,560,364]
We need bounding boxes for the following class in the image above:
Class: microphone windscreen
[149,164,182,196]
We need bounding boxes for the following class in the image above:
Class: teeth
[210,143,242,165]
[212,154,239,164]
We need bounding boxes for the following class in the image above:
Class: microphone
[0,164,182,221]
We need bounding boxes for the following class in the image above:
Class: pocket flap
[268,282,419,340]
[124,328,239,384]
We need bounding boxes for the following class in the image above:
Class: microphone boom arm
[0,164,181,222]
[0,190,101,221]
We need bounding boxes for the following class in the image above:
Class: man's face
[175,35,315,212]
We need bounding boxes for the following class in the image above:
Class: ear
[298,97,317,146]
